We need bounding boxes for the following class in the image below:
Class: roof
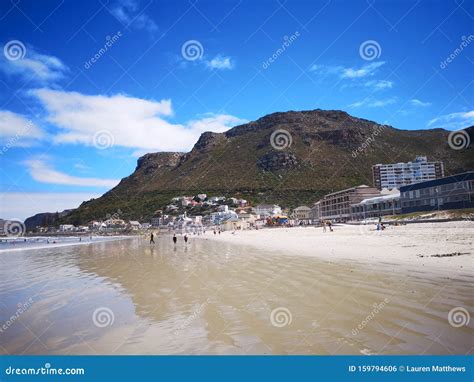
[399,172,474,192]
[294,206,311,211]
[353,192,400,206]
[323,184,374,198]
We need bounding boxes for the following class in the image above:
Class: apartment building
[372,156,444,190]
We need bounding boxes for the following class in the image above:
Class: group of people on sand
[149,232,188,245]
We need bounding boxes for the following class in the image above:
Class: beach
[203,221,474,276]
[0,229,472,355]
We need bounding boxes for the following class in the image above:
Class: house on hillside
[253,204,282,217]
[292,206,312,224]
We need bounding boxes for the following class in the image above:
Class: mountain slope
[62,109,473,224]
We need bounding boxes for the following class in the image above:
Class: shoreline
[0,235,136,253]
[200,221,473,277]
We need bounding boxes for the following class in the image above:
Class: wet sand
[0,234,472,355]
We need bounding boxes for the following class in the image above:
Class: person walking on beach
[327,221,333,232]
[322,220,327,232]
[150,232,155,245]
[172,234,177,245]
[184,234,188,244]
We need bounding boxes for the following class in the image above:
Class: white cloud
[31,88,246,152]
[364,80,393,90]
[0,192,101,221]
[340,62,385,79]
[348,97,397,108]
[428,110,474,130]
[206,55,234,70]
[0,48,67,82]
[24,158,119,188]
[409,99,431,107]
[0,110,44,146]
[111,0,158,32]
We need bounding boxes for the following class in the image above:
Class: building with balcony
[319,185,381,222]
[372,156,444,190]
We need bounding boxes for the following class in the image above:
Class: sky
[0,0,473,220]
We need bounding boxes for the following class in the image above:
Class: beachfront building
[319,185,381,222]
[350,190,401,221]
[293,206,312,224]
[59,224,75,232]
[309,201,321,223]
[372,156,444,190]
[399,172,474,214]
[253,204,282,217]
[129,221,141,230]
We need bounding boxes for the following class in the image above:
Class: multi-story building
[372,156,444,190]
[350,191,401,221]
[400,172,474,214]
[309,201,321,223]
[319,185,381,222]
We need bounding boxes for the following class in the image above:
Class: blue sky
[0,0,473,220]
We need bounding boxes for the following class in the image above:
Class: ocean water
[0,235,472,355]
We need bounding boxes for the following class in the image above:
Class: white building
[372,156,444,190]
[59,224,75,232]
[292,206,311,224]
[253,204,282,217]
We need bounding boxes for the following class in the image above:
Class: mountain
[24,210,73,231]
[59,109,473,225]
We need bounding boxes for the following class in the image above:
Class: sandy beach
[203,221,474,276]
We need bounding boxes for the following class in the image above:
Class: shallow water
[0,236,472,355]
